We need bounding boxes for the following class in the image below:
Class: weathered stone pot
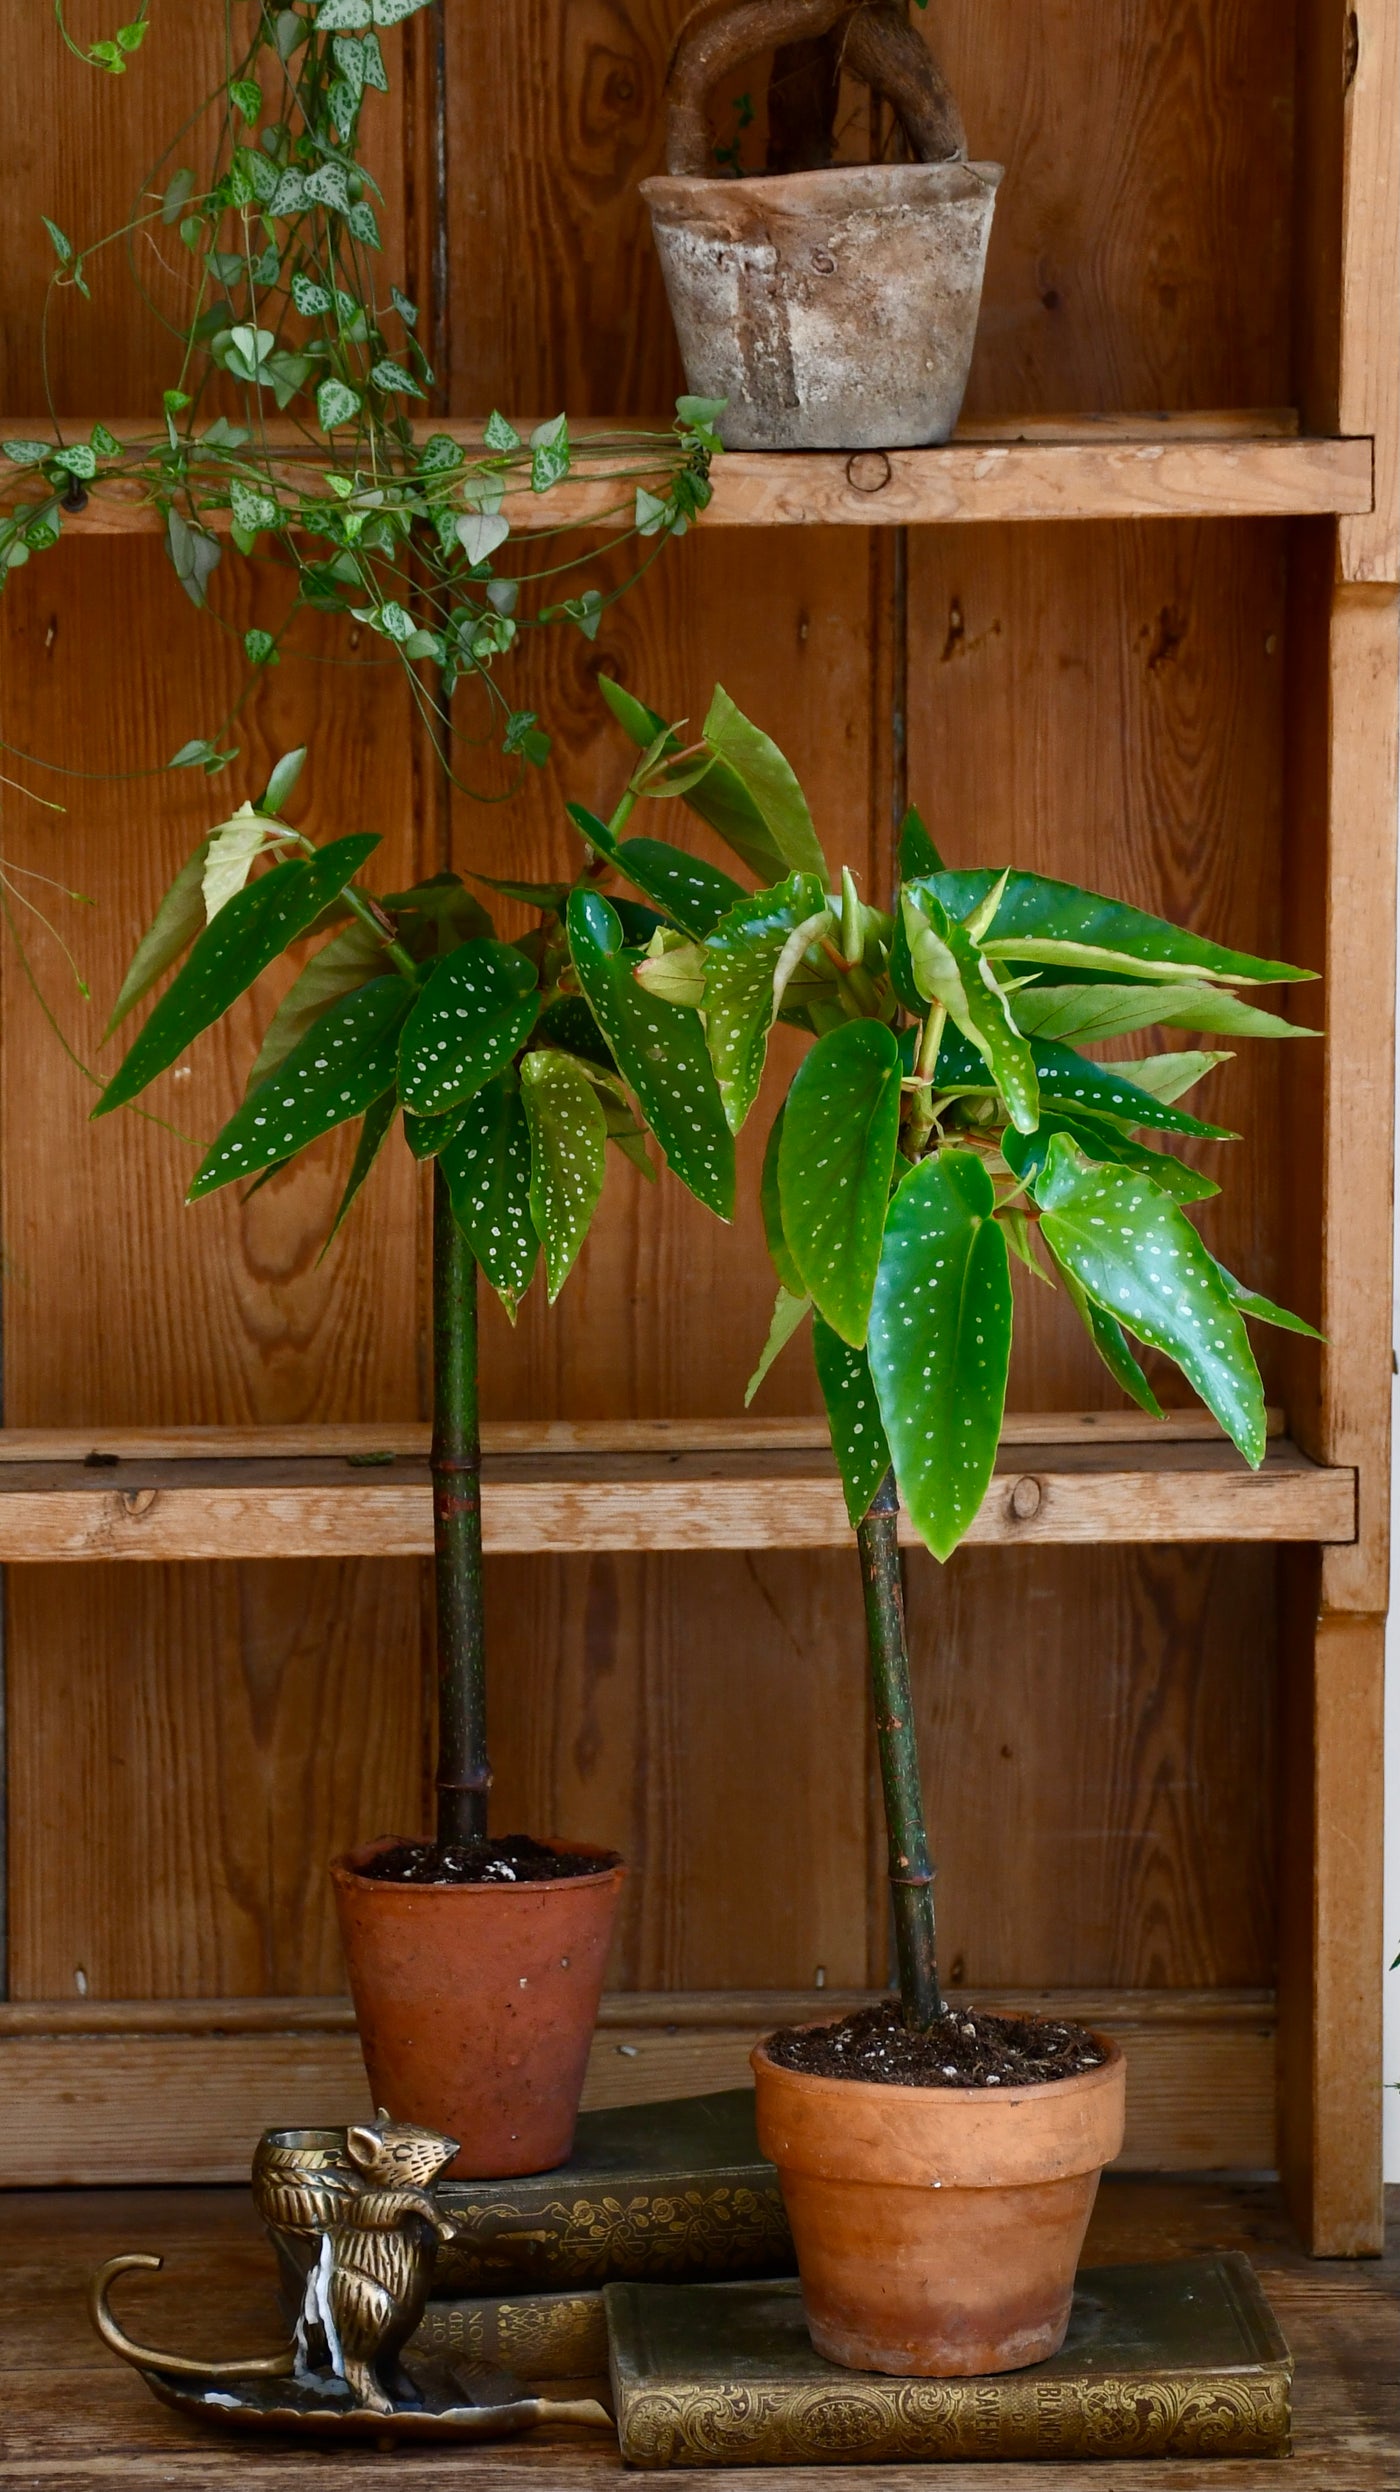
[752,2024,1126,2375]
[642,157,1001,451]
[332,1835,624,2181]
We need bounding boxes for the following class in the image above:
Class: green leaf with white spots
[96,835,380,1116]
[704,873,832,1134]
[520,1049,606,1300]
[402,1102,472,1160]
[189,977,411,1197]
[1050,1253,1164,1420]
[1001,1109,1219,1205]
[319,1088,397,1258]
[1209,1258,1322,1341]
[916,869,1311,988]
[744,1285,811,1405]
[901,888,1040,1133]
[1013,980,1313,1045]
[102,838,210,1040]
[1032,1135,1266,1464]
[812,1314,893,1527]
[567,887,734,1218]
[596,678,788,885]
[1031,1036,1231,1136]
[866,1149,1013,1561]
[440,1069,538,1317]
[778,1018,902,1346]
[702,686,829,882]
[245,919,386,1092]
[760,1106,804,1296]
[898,806,944,879]
[564,803,746,941]
[398,939,539,1118]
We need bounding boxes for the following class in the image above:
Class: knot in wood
[845,450,892,495]
[1009,1474,1042,1520]
[810,247,837,273]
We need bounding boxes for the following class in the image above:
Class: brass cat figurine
[92,2112,459,2417]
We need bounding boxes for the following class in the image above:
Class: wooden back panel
[0,3,1295,2003]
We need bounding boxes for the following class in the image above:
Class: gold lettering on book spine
[436,2182,789,2289]
[620,2373,1291,2466]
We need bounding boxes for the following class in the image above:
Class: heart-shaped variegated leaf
[398,939,539,1118]
[97,834,380,1116]
[917,869,1310,988]
[812,1314,893,1528]
[704,873,832,1134]
[1049,1250,1164,1418]
[441,1069,538,1317]
[778,1019,902,1346]
[1002,1109,1218,1205]
[1033,1135,1266,1463]
[866,1150,1013,1560]
[520,1049,606,1300]
[745,1285,812,1405]
[189,975,411,1197]
[567,887,734,1217]
[902,888,1039,1133]
[1013,980,1314,1044]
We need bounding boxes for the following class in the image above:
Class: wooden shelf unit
[0,408,1376,530]
[0,1417,1355,1561]
[0,0,1394,2281]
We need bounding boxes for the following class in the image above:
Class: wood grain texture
[1337,0,1400,580]
[1278,1582,1388,2255]
[0,1439,1352,1562]
[6,1561,423,2001]
[907,1546,1278,1996]
[0,1988,1275,2185]
[2,435,1373,532]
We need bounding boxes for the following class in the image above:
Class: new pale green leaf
[702,686,829,882]
[745,1286,811,1405]
[704,873,831,1133]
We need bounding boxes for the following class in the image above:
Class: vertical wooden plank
[1310,583,1398,1612]
[1337,0,1400,582]
[1278,1575,1387,2253]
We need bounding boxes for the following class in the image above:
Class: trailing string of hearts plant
[0,1,717,796]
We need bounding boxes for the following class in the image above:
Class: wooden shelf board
[0,1419,1351,1559]
[2,412,1371,530]
[0,1987,1275,2186]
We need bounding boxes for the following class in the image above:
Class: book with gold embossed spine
[432,2090,791,2293]
[606,2257,1292,2467]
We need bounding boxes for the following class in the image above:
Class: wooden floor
[0,2179,1393,2487]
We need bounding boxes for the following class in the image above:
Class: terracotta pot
[752,2023,1126,2375]
[641,160,1002,450]
[331,1835,624,2181]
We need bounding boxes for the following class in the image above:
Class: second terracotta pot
[752,2021,1126,2375]
[332,1836,624,2180]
